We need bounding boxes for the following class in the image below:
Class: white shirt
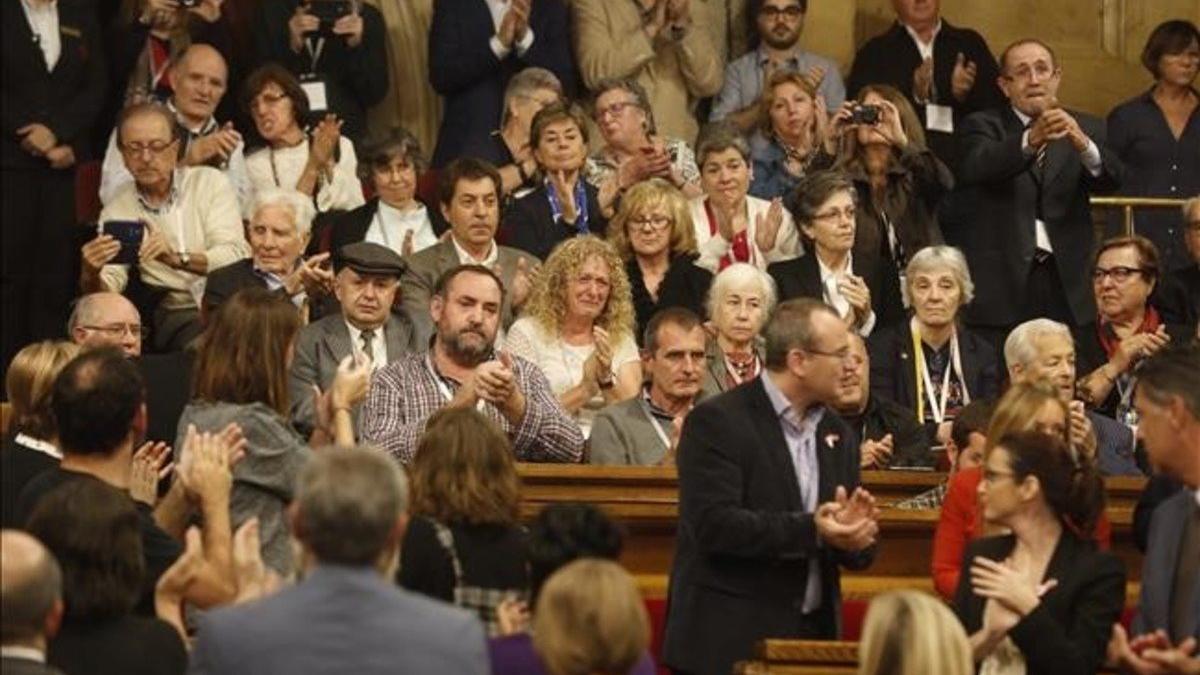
[1011,106,1104,255]
[345,319,387,371]
[817,252,876,337]
[15,433,61,460]
[451,235,499,267]
[245,136,365,213]
[1,646,46,664]
[484,0,535,60]
[365,201,438,255]
[903,19,942,61]
[21,0,60,71]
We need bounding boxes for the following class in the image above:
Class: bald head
[172,44,229,127]
[1,530,62,646]
[69,292,143,357]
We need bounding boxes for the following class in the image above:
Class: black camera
[851,104,881,125]
[306,0,353,35]
[179,0,199,7]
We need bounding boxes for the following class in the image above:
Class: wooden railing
[736,640,859,675]
[1090,196,1189,236]
[515,465,1147,600]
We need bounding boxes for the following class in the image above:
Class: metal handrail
[1090,196,1189,236]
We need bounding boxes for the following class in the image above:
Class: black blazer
[137,349,194,446]
[866,321,1000,417]
[1,0,106,168]
[842,395,932,468]
[950,107,1122,328]
[0,657,63,675]
[323,197,448,256]
[954,533,1126,675]
[1071,318,1192,418]
[500,182,608,261]
[202,258,276,316]
[627,254,713,345]
[846,20,1005,169]
[662,378,874,675]
[767,252,906,331]
[428,0,576,167]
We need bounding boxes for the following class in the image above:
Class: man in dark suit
[402,158,540,337]
[835,334,931,469]
[289,242,422,435]
[428,0,576,168]
[662,298,880,675]
[846,0,1004,170]
[0,531,65,675]
[951,38,1122,340]
[189,447,489,674]
[1109,344,1200,674]
[1,0,106,385]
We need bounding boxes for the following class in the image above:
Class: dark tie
[1170,501,1200,642]
[359,329,375,364]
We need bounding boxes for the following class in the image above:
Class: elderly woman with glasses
[867,245,999,447]
[242,64,364,213]
[1075,235,1190,423]
[328,126,439,257]
[703,263,776,393]
[585,78,703,218]
[505,236,642,436]
[606,178,713,341]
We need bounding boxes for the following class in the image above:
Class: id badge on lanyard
[300,39,329,113]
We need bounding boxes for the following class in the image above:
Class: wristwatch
[177,250,191,268]
[597,375,614,390]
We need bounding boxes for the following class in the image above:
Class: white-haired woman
[203,187,332,320]
[867,245,1000,446]
[703,263,777,393]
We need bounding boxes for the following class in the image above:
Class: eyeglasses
[119,139,177,157]
[982,467,1015,484]
[629,215,672,231]
[1091,266,1147,284]
[759,5,804,20]
[812,206,857,223]
[803,347,864,367]
[80,323,149,339]
[595,101,639,120]
[1001,63,1058,83]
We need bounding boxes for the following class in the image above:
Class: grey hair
[1003,318,1073,369]
[66,292,140,335]
[904,245,975,307]
[295,446,409,566]
[705,262,778,320]
[592,77,657,136]
[250,187,316,237]
[695,121,751,166]
[501,67,564,127]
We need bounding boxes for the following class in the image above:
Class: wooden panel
[736,640,859,675]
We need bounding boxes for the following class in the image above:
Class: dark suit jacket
[137,349,194,446]
[1160,265,1199,328]
[1,0,106,168]
[767,252,906,331]
[499,182,608,261]
[841,395,932,468]
[846,20,1004,170]
[662,377,874,675]
[288,311,422,435]
[0,657,64,675]
[324,197,448,256]
[428,0,576,167]
[1133,473,1185,553]
[1071,318,1192,419]
[202,258,274,316]
[1133,488,1200,642]
[955,532,1126,675]
[866,321,1000,417]
[950,107,1122,328]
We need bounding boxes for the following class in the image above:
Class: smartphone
[101,220,144,265]
[851,104,881,125]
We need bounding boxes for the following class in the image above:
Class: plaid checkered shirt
[893,481,949,511]
[358,351,584,464]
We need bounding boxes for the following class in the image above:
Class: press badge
[926,103,954,133]
[299,74,329,114]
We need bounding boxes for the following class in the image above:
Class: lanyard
[546,178,590,235]
[911,318,969,424]
[425,353,486,412]
[304,37,326,74]
[637,396,674,452]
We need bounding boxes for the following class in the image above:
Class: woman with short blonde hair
[506,236,642,436]
[532,559,650,675]
[858,590,972,675]
[606,178,711,341]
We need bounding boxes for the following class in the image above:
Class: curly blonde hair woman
[607,179,711,342]
[505,236,642,437]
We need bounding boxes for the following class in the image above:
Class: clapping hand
[860,433,894,469]
[1109,625,1200,675]
[510,256,539,309]
[912,56,934,102]
[1039,108,1091,153]
[497,0,531,48]
[330,353,372,411]
[1113,326,1171,373]
[309,114,343,169]
[130,441,174,506]
[1067,400,1097,462]
[816,486,879,552]
[283,252,334,297]
[495,595,531,636]
[176,423,245,508]
[951,52,978,102]
[155,525,204,641]
[753,198,784,254]
[549,170,579,223]
[232,518,283,603]
[187,123,242,166]
[837,274,872,328]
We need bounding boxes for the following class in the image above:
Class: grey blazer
[400,239,540,337]
[589,397,671,466]
[188,565,489,675]
[702,338,766,394]
[288,311,423,435]
[1133,488,1200,642]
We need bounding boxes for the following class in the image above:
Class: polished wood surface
[516,465,1148,600]
[736,640,859,675]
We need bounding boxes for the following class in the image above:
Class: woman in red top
[932,382,1110,599]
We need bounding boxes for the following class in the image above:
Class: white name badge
[926,103,954,133]
[300,78,328,113]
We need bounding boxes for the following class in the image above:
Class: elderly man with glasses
[79,101,249,353]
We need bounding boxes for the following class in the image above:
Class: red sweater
[931,467,1112,599]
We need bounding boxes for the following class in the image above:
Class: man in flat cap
[288,241,423,436]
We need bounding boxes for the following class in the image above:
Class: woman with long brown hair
[399,407,528,636]
[179,287,369,576]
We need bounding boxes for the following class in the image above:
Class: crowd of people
[2,0,1199,673]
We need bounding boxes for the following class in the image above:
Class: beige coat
[364,0,442,157]
[572,0,724,145]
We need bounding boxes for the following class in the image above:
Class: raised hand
[332,9,365,48]
[838,274,872,328]
[1067,400,1097,462]
[495,596,531,636]
[186,123,242,166]
[642,0,668,42]
[753,198,784,254]
[176,425,234,509]
[130,441,173,506]
[550,170,579,223]
[287,3,319,52]
[970,556,1058,617]
[82,234,121,274]
[187,0,223,23]
[309,114,343,169]
[951,52,978,102]
[860,434,894,469]
[330,353,372,411]
[284,252,333,296]
[912,56,934,102]
[592,326,613,378]
[815,491,878,552]
[497,0,531,48]
[510,256,538,309]
[875,99,909,148]
[232,518,281,603]
[155,525,204,641]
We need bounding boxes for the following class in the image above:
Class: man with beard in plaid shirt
[360,264,584,464]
